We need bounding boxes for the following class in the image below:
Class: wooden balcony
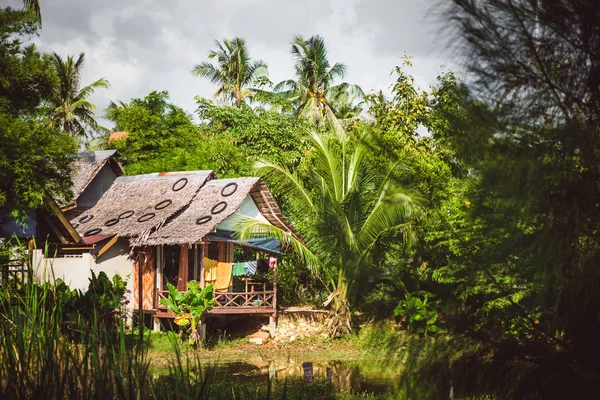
[154,289,276,318]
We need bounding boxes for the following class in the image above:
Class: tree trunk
[327,271,352,338]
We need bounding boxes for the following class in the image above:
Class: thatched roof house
[62,150,124,219]
[36,168,297,335]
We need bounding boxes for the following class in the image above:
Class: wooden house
[1,150,123,284]
[56,170,297,334]
[60,150,124,219]
[29,150,127,288]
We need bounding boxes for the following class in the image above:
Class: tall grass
[0,278,150,399]
[0,270,392,399]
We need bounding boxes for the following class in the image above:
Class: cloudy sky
[7,0,459,124]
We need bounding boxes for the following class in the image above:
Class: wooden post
[272,258,278,311]
[302,362,314,384]
[153,246,161,333]
[199,243,205,288]
[136,251,144,340]
[177,244,188,291]
[218,241,226,262]
[271,257,278,337]
[193,244,198,280]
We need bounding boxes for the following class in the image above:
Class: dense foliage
[196,98,310,169]
[435,0,600,370]
[105,91,248,176]
[2,1,600,395]
[0,8,77,217]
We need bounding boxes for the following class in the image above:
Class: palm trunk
[327,269,352,337]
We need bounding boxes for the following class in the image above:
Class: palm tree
[238,130,417,337]
[50,52,109,138]
[273,35,364,136]
[330,90,365,122]
[192,37,268,107]
[21,0,41,24]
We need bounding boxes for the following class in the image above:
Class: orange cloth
[214,262,233,292]
[204,257,217,285]
[203,258,232,292]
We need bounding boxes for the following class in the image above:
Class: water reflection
[199,358,400,395]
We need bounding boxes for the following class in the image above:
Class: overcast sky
[6,0,459,125]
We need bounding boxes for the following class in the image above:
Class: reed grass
[0,274,392,399]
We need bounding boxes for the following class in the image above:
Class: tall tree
[104,91,248,177]
[0,8,76,217]
[0,8,52,115]
[50,52,109,137]
[273,35,364,135]
[195,97,310,170]
[442,0,600,368]
[191,37,268,107]
[19,0,40,24]
[239,130,417,337]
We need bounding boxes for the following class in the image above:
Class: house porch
[133,237,279,332]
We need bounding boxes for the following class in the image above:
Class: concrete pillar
[269,315,277,338]
[199,323,207,343]
[269,361,277,381]
[153,317,161,332]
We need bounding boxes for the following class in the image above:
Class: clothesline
[202,256,278,291]
[232,255,278,277]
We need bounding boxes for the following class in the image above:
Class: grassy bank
[2,277,581,399]
[145,330,372,366]
[0,280,438,399]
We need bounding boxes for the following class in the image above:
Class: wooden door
[134,246,155,310]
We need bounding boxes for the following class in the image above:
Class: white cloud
[9,0,462,128]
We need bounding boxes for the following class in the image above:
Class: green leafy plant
[394,291,441,335]
[160,282,214,345]
[65,271,129,329]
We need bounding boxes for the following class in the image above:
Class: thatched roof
[249,180,297,236]
[71,171,217,240]
[70,168,299,247]
[64,150,124,207]
[134,177,260,246]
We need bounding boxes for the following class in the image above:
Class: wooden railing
[155,289,275,311]
[213,291,274,308]
[0,258,29,287]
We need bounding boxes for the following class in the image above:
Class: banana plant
[160,282,214,345]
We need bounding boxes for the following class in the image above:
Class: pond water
[196,358,401,395]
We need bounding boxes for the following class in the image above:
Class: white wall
[216,194,270,231]
[32,239,135,309]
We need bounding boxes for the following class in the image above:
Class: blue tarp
[205,230,282,255]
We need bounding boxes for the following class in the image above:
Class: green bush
[394,291,441,335]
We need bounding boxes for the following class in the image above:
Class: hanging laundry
[257,258,269,274]
[214,262,233,292]
[245,260,257,276]
[269,255,278,269]
[204,257,217,285]
[232,262,247,276]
